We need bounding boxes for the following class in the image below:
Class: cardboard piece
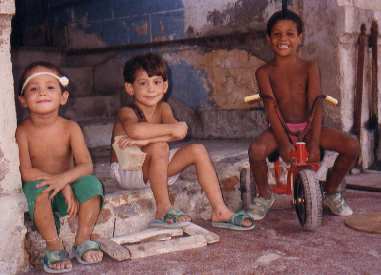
[112,135,146,170]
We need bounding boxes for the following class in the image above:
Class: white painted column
[0,0,28,273]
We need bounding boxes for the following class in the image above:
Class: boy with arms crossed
[111,53,254,230]
[16,62,103,273]
[249,10,360,220]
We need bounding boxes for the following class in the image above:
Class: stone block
[0,0,15,14]
[11,48,63,70]
[151,10,185,42]
[64,95,120,122]
[198,108,267,139]
[106,189,156,237]
[93,57,124,96]
[82,120,113,148]
[62,66,94,97]
[0,193,27,273]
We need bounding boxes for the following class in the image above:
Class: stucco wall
[0,1,27,274]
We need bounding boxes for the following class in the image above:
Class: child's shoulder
[117,106,137,116]
[15,119,31,138]
[159,101,171,111]
[60,117,81,131]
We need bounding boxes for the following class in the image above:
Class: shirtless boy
[248,10,360,220]
[111,53,254,230]
[16,62,103,273]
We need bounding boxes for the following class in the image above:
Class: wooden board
[127,235,207,259]
[182,222,220,244]
[112,228,183,245]
[344,212,381,234]
[97,238,131,261]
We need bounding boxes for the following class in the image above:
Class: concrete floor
[22,172,381,275]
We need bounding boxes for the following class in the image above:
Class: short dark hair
[123,53,168,83]
[19,61,66,95]
[267,9,303,36]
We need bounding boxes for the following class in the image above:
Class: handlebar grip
[244,94,261,103]
[325,96,338,105]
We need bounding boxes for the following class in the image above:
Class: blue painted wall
[49,0,185,47]
[168,61,209,110]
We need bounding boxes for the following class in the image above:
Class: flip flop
[149,208,191,228]
[212,210,255,231]
[42,249,72,274]
[72,240,103,265]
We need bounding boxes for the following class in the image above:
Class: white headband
[21,72,69,95]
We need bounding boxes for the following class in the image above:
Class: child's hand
[279,143,295,163]
[308,144,320,162]
[118,136,148,148]
[61,186,79,218]
[37,174,70,200]
[172,121,188,140]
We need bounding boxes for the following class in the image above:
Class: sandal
[42,249,72,274]
[212,210,255,231]
[149,208,191,228]
[72,240,103,265]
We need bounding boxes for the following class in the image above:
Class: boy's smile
[268,19,302,57]
[125,69,168,107]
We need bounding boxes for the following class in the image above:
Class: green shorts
[22,175,104,232]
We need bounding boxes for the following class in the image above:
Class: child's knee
[248,143,268,160]
[345,137,360,158]
[149,142,169,158]
[189,144,208,157]
[35,191,50,205]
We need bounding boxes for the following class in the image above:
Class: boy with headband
[16,61,104,273]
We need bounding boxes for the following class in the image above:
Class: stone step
[64,95,120,123]
[81,120,114,149]
[25,140,250,266]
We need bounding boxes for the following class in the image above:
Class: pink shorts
[286,122,308,143]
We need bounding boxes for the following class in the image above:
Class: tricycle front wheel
[294,169,323,231]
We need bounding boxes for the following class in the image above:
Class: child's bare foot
[44,239,72,272]
[211,208,255,230]
[150,207,191,228]
[156,207,191,223]
[47,259,72,272]
[73,240,103,265]
[81,249,103,264]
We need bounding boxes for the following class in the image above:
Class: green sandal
[42,249,72,274]
[72,240,102,265]
[212,210,255,231]
[149,208,191,228]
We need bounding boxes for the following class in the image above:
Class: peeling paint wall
[17,0,299,49]
[166,49,264,109]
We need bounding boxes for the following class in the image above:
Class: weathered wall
[18,0,298,49]
[0,0,27,273]
[12,0,381,164]
[300,0,342,127]
[335,0,381,167]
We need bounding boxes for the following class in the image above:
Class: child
[248,10,360,220]
[111,53,254,230]
[16,62,104,273]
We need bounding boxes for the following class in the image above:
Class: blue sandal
[42,249,72,274]
[72,240,102,265]
[211,210,255,231]
[149,208,191,228]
